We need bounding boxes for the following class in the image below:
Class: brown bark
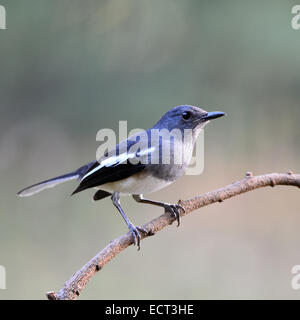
[46,172,300,300]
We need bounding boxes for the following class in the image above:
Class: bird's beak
[202,111,226,121]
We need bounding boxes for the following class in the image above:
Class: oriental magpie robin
[17,105,225,249]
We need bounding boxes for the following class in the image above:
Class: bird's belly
[97,170,173,195]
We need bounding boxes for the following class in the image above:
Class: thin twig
[46,172,300,300]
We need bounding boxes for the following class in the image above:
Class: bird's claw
[128,224,147,250]
[164,203,185,227]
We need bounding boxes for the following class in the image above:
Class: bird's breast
[97,169,174,195]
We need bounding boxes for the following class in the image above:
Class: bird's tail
[17,161,97,197]
[17,171,79,197]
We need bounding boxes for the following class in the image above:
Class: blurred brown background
[0,0,299,299]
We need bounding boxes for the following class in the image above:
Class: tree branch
[46,172,300,300]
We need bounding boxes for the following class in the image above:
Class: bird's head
[153,105,226,133]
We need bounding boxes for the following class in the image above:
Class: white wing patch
[80,147,155,182]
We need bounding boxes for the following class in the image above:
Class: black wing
[71,139,149,195]
[72,161,146,195]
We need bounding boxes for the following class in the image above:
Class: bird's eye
[182,111,191,120]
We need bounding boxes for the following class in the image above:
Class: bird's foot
[128,224,147,250]
[164,204,185,227]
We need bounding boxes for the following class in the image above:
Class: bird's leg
[111,192,146,250]
[132,194,185,227]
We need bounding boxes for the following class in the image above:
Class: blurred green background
[0,0,299,299]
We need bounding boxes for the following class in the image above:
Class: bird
[17,105,225,249]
